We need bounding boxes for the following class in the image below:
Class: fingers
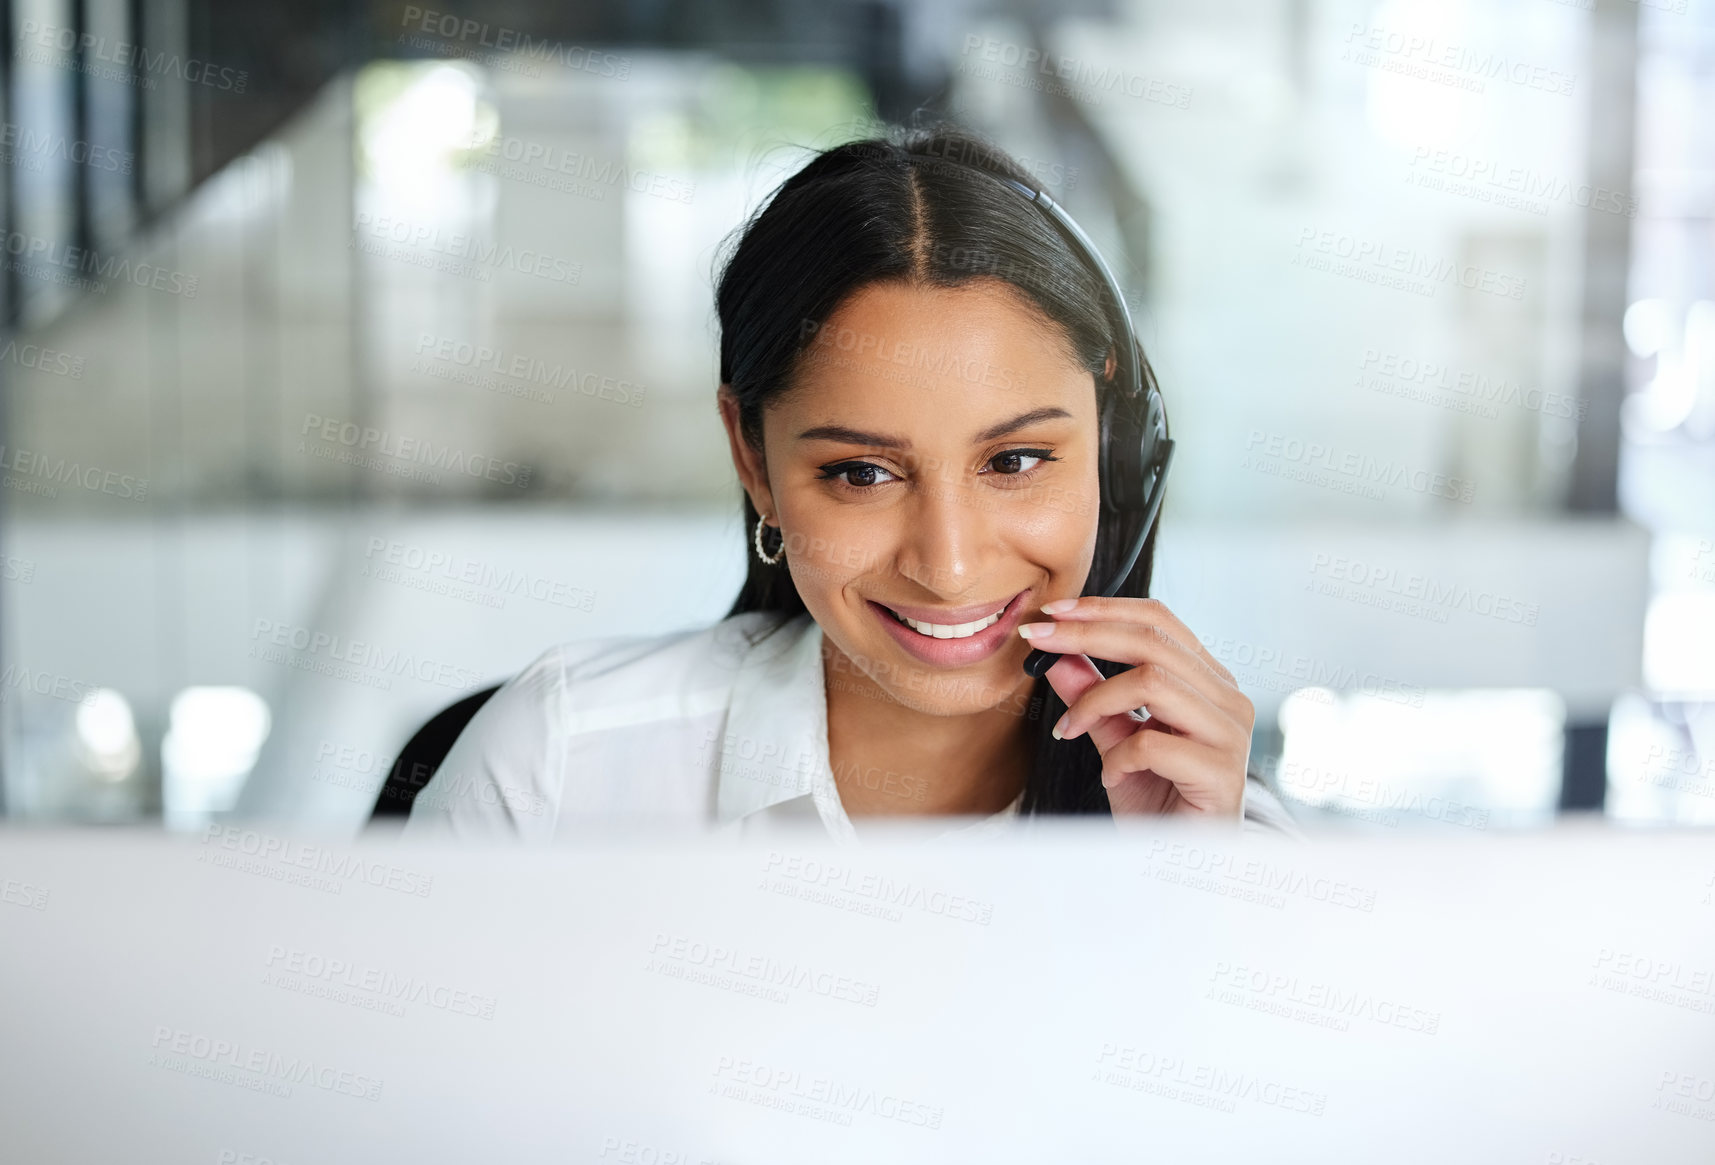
[1037,596,1238,686]
[1024,598,1251,820]
[1043,651,1103,706]
[1020,611,1251,725]
[1104,729,1244,814]
[1057,659,1241,750]
[1043,653,1134,754]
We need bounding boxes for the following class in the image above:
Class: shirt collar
[713,612,1026,836]
[715,612,832,826]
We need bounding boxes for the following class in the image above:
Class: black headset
[993,177,1176,680]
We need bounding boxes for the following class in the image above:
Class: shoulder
[517,608,799,710]
[399,610,799,841]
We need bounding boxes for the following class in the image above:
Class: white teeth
[892,609,1003,639]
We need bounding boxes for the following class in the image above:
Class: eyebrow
[796,406,1073,449]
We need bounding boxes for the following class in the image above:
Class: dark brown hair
[713,122,1163,815]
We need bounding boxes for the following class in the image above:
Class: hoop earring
[753,513,786,566]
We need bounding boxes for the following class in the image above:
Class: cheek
[778,508,889,597]
[1050,516,1099,583]
[1012,478,1101,571]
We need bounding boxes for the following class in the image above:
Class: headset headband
[993,177,1142,403]
[980,168,1176,679]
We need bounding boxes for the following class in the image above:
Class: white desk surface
[2,818,1711,1163]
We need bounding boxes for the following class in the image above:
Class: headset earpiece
[1097,340,1166,515]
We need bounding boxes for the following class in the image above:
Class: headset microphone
[992,178,1175,681]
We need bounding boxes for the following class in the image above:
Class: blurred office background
[0,0,1711,833]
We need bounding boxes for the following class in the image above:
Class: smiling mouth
[879,603,1008,640]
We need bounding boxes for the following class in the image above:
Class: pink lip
[867,589,1031,669]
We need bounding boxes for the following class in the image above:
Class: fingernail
[1051,714,1067,740]
[1040,598,1079,614]
[1017,622,1056,639]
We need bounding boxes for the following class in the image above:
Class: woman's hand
[1018,597,1254,818]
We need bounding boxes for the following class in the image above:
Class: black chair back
[368,684,502,823]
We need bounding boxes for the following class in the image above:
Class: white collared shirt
[399,610,1305,843]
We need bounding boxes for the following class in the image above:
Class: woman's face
[720,278,1102,718]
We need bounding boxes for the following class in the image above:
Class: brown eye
[817,460,898,490]
[988,450,1051,475]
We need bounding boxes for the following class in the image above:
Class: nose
[893,461,1000,598]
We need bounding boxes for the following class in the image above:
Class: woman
[401,124,1301,843]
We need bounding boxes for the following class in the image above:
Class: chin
[839,642,1037,720]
